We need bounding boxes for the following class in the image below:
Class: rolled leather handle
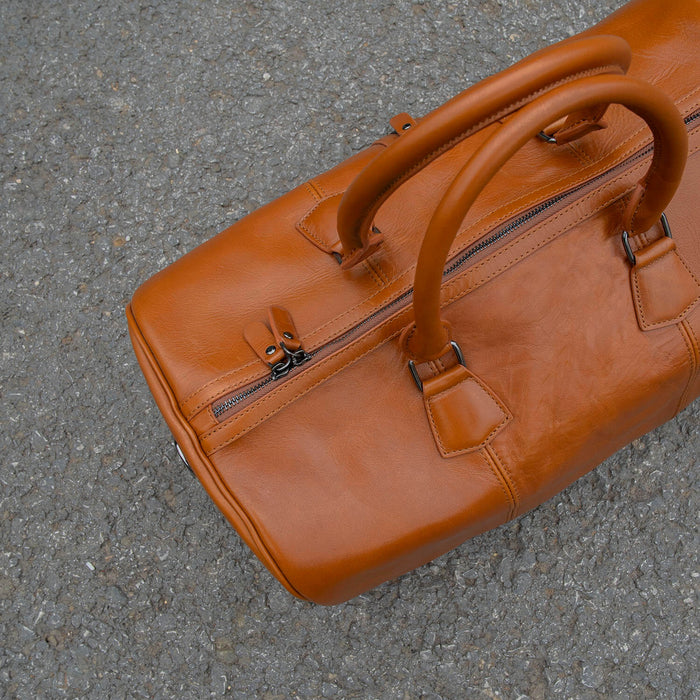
[405,73,688,362]
[336,34,633,268]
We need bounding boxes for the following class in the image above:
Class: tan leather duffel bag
[127,0,700,604]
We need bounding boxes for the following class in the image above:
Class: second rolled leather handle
[336,34,632,268]
[404,74,689,363]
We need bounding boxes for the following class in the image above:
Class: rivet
[283,331,294,340]
[265,345,277,355]
[402,123,412,130]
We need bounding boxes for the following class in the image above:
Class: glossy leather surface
[128,0,700,604]
[406,74,688,361]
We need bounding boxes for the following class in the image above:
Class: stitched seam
[203,326,406,450]
[424,381,510,456]
[558,115,596,131]
[306,123,653,344]
[632,251,700,329]
[363,259,386,288]
[442,183,633,300]
[298,124,653,350]
[127,307,308,600]
[185,102,700,418]
[687,321,700,405]
[304,181,323,201]
[297,192,343,251]
[567,141,595,166]
[188,163,644,419]
[191,163,645,418]
[182,357,262,413]
[183,94,700,411]
[676,321,697,415]
[201,178,658,449]
[429,372,510,415]
[480,446,515,518]
[688,320,700,367]
[484,445,517,520]
[629,133,662,237]
[371,258,389,285]
[309,177,327,198]
[356,65,622,238]
[489,443,520,514]
[426,397,510,455]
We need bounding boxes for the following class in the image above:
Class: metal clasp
[270,344,312,380]
[537,130,558,144]
[622,212,672,266]
[408,340,466,392]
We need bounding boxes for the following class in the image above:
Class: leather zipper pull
[245,307,311,381]
[244,320,286,366]
[268,306,302,352]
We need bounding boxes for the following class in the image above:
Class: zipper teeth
[445,143,652,274]
[213,376,275,416]
[444,195,568,275]
[311,289,413,352]
[213,109,700,417]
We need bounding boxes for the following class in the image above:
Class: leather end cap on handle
[339,229,384,269]
[631,237,700,331]
[399,321,453,364]
[423,364,512,458]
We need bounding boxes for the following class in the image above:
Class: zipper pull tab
[244,308,312,381]
[268,306,301,351]
[268,306,311,368]
[243,320,287,367]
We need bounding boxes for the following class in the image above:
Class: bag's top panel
[130,0,700,427]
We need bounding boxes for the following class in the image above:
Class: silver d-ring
[408,340,466,392]
[622,212,673,266]
[538,130,558,144]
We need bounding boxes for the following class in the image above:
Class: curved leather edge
[423,365,513,458]
[336,35,632,262]
[126,304,310,602]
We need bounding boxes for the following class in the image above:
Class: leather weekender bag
[127,0,700,604]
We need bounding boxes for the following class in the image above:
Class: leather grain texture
[128,0,700,604]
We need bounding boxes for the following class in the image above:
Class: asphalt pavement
[1,0,698,697]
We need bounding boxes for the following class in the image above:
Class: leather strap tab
[630,237,700,331]
[422,364,512,458]
[297,193,343,254]
[389,112,417,134]
[244,321,285,366]
[269,306,302,351]
[551,116,607,144]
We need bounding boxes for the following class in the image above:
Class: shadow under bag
[127,0,700,604]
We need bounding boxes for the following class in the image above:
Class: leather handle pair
[405,74,689,362]
[336,34,632,268]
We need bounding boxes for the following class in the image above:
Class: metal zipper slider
[270,344,311,380]
[243,307,311,382]
[268,306,311,379]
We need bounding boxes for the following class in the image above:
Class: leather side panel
[209,342,513,605]
[126,304,310,601]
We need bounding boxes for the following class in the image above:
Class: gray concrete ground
[1,0,698,697]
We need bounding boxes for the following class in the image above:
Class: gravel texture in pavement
[1,0,698,697]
